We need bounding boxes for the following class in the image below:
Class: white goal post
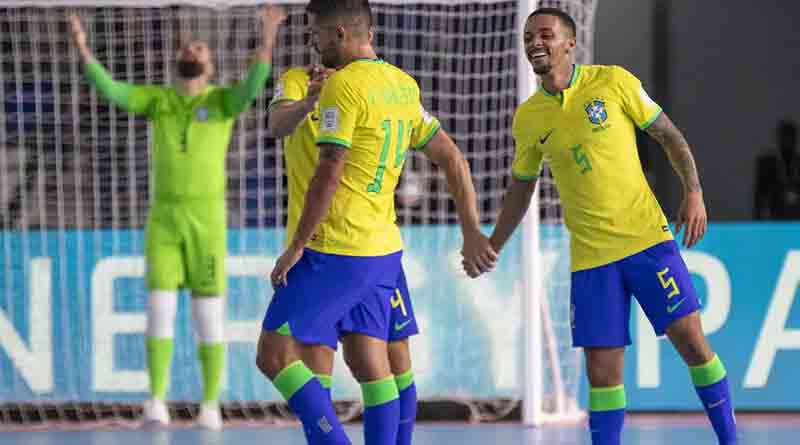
[0,0,596,427]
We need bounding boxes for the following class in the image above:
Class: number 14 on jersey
[367,119,413,193]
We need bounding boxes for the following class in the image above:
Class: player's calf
[666,313,738,444]
[584,348,626,445]
[343,334,400,445]
[191,296,225,430]
[257,330,350,445]
[389,339,416,445]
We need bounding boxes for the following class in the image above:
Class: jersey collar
[540,64,582,100]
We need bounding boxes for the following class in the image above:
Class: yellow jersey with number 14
[313,58,440,256]
[512,64,672,271]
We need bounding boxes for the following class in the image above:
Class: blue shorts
[262,249,419,350]
[570,240,701,347]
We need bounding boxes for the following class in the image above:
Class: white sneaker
[142,399,170,426]
[196,401,223,430]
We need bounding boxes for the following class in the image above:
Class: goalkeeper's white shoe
[142,399,170,426]
[196,401,223,430]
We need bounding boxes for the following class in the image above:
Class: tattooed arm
[646,112,702,193]
[646,112,707,247]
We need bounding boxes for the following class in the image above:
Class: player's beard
[532,60,552,75]
[319,48,340,69]
[177,60,205,79]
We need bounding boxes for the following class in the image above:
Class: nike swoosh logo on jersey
[539,129,555,145]
[667,297,687,314]
[394,320,412,331]
[708,398,727,409]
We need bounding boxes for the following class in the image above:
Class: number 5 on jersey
[367,119,412,193]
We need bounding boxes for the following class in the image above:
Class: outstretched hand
[68,14,87,50]
[461,230,498,279]
[675,190,707,248]
[261,5,288,41]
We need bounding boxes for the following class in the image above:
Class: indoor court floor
[1,414,797,445]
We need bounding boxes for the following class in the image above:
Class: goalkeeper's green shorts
[144,200,227,296]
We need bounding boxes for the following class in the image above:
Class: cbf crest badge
[195,106,209,122]
[585,100,607,125]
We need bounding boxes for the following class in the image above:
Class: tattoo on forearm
[647,113,702,192]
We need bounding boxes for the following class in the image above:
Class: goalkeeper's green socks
[192,297,226,403]
[146,290,178,400]
[146,337,174,399]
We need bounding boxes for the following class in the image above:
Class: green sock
[146,337,174,400]
[362,376,400,445]
[198,343,225,402]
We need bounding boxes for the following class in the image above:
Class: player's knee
[585,348,625,387]
[666,312,715,366]
[587,366,624,387]
[255,331,294,380]
[146,290,178,338]
[388,340,412,375]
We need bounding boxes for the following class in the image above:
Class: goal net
[0,0,595,428]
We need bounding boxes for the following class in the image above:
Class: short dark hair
[306,0,373,28]
[528,7,576,38]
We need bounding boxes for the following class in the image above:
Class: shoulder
[384,60,419,84]
[281,66,310,83]
[325,69,355,90]
[514,93,547,126]
[601,65,642,86]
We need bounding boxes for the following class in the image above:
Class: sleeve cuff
[512,172,539,182]
[268,97,296,111]
[639,107,663,131]
[412,123,441,150]
[317,136,352,149]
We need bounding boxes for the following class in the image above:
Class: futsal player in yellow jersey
[479,8,738,445]
[256,2,496,444]
[269,62,427,445]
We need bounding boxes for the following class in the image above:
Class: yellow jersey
[313,58,441,256]
[512,64,672,271]
[269,67,320,247]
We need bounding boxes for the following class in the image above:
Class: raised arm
[646,112,707,247]
[223,6,287,116]
[69,14,143,110]
[420,129,497,277]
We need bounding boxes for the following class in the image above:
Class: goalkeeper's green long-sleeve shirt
[84,61,271,203]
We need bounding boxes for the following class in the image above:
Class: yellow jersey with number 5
[512,64,672,271]
[313,58,440,256]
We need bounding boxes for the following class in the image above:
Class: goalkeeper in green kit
[68,7,286,430]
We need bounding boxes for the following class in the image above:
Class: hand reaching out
[68,13,92,61]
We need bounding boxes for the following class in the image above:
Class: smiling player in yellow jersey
[476,8,738,445]
[256,2,496,445]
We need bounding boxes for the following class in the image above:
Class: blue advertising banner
[0,223,798,410]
